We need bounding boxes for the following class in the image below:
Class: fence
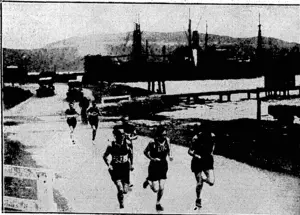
[101,95,131,104]
[3,165,57,212]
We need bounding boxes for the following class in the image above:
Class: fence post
[162,81,166,94]
[37,171,56,212]
[151,81,155,92]
[257,88,261,121]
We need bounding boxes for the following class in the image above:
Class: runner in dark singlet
[120,116,137,187]
[79,96,89,124]
[143,125,173,211]
[103,126,133,209]
[188,122,215,209]
[65,102,79,144]
[87,101,101,145]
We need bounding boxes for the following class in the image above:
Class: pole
[162,81,166,94]
[158,81,162,94]
[257,88,261,121]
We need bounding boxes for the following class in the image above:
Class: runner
[103,126,133,209]
[79,96,90,124]
[142,125,173,211]
[87,101,101,145]
[188,122,216,209]
[120,116,137,187]
[65,102,79,144]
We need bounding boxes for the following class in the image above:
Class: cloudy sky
[3,2,300,49]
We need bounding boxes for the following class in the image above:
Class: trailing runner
[79,96,90,124]
[120,116,137,187]
[142,125,173,211]
[87,101,101,145]
[188,122,216,209]
[103,126,133,209]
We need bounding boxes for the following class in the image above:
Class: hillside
[3,31,300,73]
[45,31,300,56]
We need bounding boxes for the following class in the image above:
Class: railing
[101,95,131,104]
[3,165,57,212]
[161,86,300,103]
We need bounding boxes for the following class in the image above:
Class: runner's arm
[103,146,111,167]
[128,146,133,165]
[188,136,196,156]
[130,127,138,140]
[188,136,201,159]
[166,137,172,157]
[144,142,156,161]
[66,114,78,119]
[210,133,216,155]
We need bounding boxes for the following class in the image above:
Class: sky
[2,2,300,49]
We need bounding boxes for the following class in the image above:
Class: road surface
[4,83,300,214]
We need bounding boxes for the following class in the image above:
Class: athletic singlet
[108,142,131,164]
[87,107,100,118]
[146,138,170,161]
[65,108,77,118]
[117,123,136,145]
[191,132,215,157]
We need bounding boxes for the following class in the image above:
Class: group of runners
[65,100,216,212]
[65,100,101,144]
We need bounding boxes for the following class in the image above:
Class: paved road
[4,83,300,214]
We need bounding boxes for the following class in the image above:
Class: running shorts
[191,155,214,173]
[88,116,99,128]
[67,117,77,128]
[109,161,130,182]
[147,159,168,181]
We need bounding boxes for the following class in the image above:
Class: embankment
[3,86,33,109]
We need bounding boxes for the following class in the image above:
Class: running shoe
[195,198,202,208]
[143,180,149,189]
[156,204,164,211]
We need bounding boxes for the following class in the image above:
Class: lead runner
[103,126,133,209]
[142,125,173,211]
[65,102,79,144]
[188,122,215,209]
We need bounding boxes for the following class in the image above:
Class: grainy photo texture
[2,2,300,214]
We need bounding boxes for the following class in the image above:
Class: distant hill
[4,31,300,73]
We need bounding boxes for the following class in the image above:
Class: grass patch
[3,86,33,109]
[89,82,153,103]
[3,134,68,211]
[4,121,20,126]
[100,97,173,119]
[53,189,71,212]
[4,134,40,167]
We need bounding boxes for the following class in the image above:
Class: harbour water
[118,75,300,122]
[118,75,300,96]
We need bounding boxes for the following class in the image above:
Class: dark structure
[132,22,143,63]
[36,77,55,97]
[3,65,27,86]
[204,22,208,52]
[66,78,84,102]
[83,13,299,88]
[260,14,296,96]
